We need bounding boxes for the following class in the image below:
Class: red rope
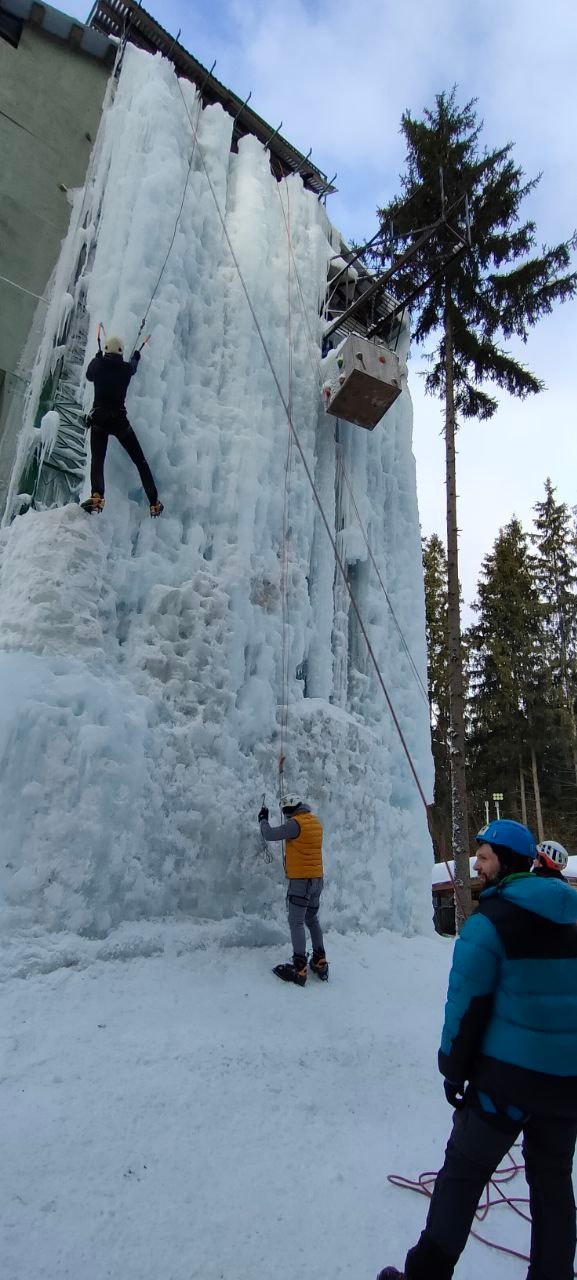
[387,1144,577,1270]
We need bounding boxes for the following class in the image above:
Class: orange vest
[285,811,323,879]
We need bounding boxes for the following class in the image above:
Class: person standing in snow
[532,837,569,880]
[83,335,163,516]
[258,794,328,986]
[378,817,577,1280]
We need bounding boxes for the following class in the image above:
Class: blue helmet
[475,818,536,860]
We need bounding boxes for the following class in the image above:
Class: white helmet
[280,794,300,811]
[537,839,569,871]
[104,335,124,355]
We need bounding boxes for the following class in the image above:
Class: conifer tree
[531,478,577,786]
[422,535,451,857]
[374,89,577,923]
[467,518,547,832]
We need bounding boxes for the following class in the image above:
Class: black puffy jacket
[86,350,140,409]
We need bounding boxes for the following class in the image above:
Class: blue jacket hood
[482,873,577,925]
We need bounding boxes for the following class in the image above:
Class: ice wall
[0,46,433,938]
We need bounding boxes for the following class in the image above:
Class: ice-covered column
[0,45,433,938]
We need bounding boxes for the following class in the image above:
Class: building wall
[0,9,113,512]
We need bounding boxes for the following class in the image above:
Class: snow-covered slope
[0,926,531,1280]
[0,46,432,937]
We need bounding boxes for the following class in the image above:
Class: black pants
[89,409,158,504]
[404,1102,577,1280]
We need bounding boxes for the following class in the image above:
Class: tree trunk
[444,303,472,927]
[519,755,528,826]
[530,744,544,841]
[566,700,577,789]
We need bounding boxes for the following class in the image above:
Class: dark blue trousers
[405,1102,577,1280]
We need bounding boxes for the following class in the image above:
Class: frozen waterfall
[0,45,433,938]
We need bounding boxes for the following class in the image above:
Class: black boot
[273,954,307,986]
[309,949,329,980]
[404,1233,457,1280]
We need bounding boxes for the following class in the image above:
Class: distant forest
[423,479,577,856]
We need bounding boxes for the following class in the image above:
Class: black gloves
[258,806,269,822]
[443,1080,466,1110]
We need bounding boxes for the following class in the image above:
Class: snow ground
[1,926,533,1280]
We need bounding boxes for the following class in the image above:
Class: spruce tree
[422,534,451,858]
[531,478,577,787]
[467,518,547,835]
[374,89,577,924]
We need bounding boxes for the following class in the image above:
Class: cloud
[61,0,577,604]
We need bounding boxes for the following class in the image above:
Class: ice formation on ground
[0,45,433,937]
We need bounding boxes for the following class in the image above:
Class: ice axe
[259,793,273,863]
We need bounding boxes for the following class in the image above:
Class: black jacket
[86,350,140,409]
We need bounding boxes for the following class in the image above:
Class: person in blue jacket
[378,818,577,1280]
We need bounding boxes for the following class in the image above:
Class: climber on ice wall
[258,794,329,986]
[83,332,163,517]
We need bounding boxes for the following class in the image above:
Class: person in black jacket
[83,334,163,516]
[377,817,577,1280]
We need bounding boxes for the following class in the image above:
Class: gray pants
[286,877,324,957]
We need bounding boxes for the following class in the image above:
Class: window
[0,7,23,48]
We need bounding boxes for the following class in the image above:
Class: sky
[67,0,577,614]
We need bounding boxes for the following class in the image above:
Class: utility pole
[492,791,503,820]
[484,799,490,825]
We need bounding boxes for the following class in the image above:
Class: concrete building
[0,0,398,518]
[0,1,114,513]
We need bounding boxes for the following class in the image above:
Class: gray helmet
[280,793,300,810]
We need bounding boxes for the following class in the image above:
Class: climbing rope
[388,1143,577,1270]
[130,56,218,352]
[278,179,294,804]
[132,98,202,351]
[172,69,431,817]
[272,179,429,712]
[335,446,429,706]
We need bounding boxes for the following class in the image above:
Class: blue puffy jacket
[439,873,577,1115]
